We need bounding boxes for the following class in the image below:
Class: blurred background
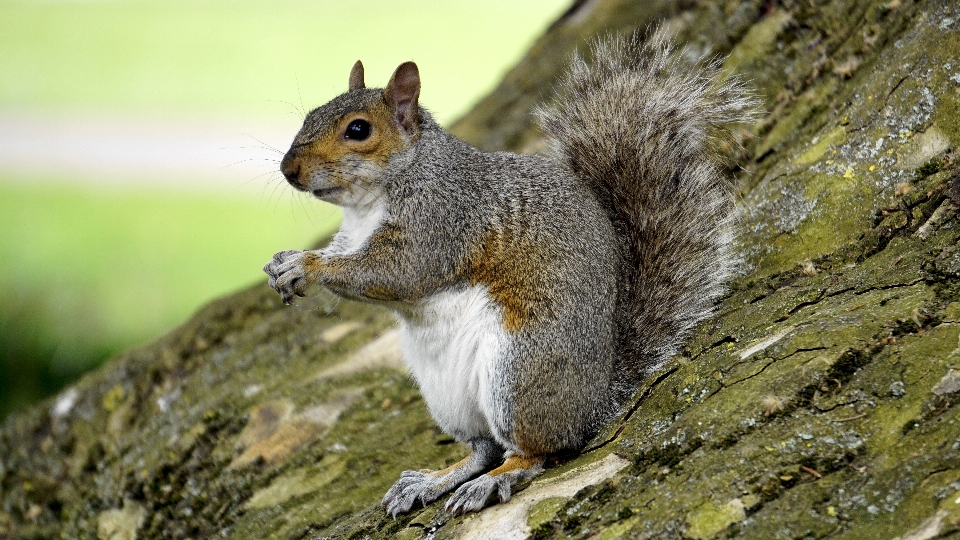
[0,0,570,419]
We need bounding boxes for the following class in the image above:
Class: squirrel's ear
[348,60,365,91]
[384,62,420,135]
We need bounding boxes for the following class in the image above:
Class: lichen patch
[685,498,747,540]
[896,127,950,170]
[243,455,347,510]
[320,321,363,343]
[737,328,793,360]
[96,500,145,540]
[312,328,403,380]
[456,453,629,540]
[230,391,361,468]
[932,370,960,396]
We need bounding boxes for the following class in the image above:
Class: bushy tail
[535,29,758,388]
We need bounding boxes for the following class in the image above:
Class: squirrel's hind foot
[444,455,544,515]
[382,470,449,518]
[382,438,503,518]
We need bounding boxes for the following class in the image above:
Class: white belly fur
[398,285,508,442]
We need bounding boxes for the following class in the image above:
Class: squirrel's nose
[280,154,301,184]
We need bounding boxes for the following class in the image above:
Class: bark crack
[853,278,924,295]
[721,347,829,389]
[583,366,679,452]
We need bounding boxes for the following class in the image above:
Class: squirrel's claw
[382,470,436,518]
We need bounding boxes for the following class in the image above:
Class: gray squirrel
[263,30,756,516]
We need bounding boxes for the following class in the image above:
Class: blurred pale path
[0,111,294,192]
[0,0,570,417]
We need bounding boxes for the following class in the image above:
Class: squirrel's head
[280,60,421,208]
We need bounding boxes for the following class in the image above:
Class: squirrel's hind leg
[382,437,503,518]
[444,454,544,515]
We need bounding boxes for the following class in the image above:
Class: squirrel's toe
[445,474,504,515]
[382,470,443,517]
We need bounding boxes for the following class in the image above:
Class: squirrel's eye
[344,119,371,141]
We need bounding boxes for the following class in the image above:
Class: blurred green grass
[0,179,339,416]
[0,0,569,417]
[0,180,337,347]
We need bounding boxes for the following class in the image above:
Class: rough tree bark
[3,0,960,538]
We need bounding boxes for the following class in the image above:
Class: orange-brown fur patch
[468,229,549,332]
[514,425,556,456]
[431,453,475,478]
[297,100,406,183]
[488,455,544,477]
[301,251,327,276]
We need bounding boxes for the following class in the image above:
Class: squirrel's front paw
[263,250,314,304]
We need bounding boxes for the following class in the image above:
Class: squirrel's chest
[327,202,386,255]
[397,285,509,441]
